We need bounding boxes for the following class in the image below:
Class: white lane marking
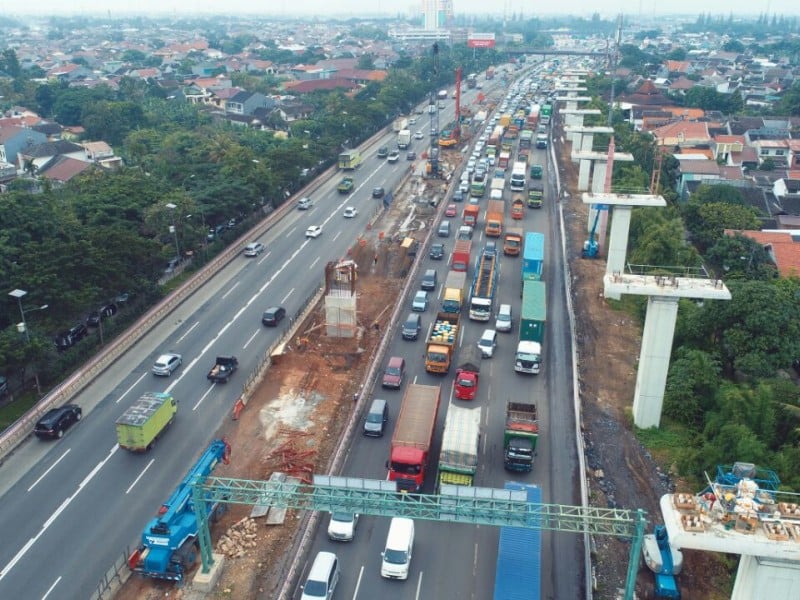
[126,458,155,494]
[333,231,341,242]
[281,288,295,304]
[351,565,365,599]
[286,227,297,238]
[116,373,147,403]
[221,281,240,300]
[1,445,118,582]
[41,575,61,599]
[193,385,217,411]
[257,251,272,265]
[176,321,199,343]
[309,256,320,270]
[415,571,424,599]
[242,329,260,350]
[473,542,479,575]
[28,449,71,492]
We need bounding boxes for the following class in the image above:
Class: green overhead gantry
[192,475,647,600]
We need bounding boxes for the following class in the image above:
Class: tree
[722,39,745,53]
[356,54,376,70]
[705,234,777,280]
[663,348,722,428]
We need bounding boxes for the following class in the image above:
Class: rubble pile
[216,517,260,558]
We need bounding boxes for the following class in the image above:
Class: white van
[301,551,340,599]
[380,517,415,580]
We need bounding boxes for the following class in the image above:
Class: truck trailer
[392,116,409,132]
[442,270,468,314]
[397,129,412,149]
[116,392,178,452]
[485,200,504,237]
[492,482,541,599]
[388,384,441,492]
[451,240,472,272]
[469,248,498,321]
[522,232,544,284]
[337,149,362,170]
[503,402,539,472]
[437,405,481,490]
[425,312,460,373]
[520,280,546,344]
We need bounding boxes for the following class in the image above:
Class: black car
[86,302,118,327]
[452,190,465,202]
[54,323,88,351]
[377,146,389,158]
[429,243,445,260]
[262,306,287,326]
[34,404,82,439]
[0,375,7,397]
[372,186,385,198]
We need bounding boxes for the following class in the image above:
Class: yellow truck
[116,392,178,452]
[426,312,459,373]
[338,149,362,170]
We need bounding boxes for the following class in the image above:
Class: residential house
[753,139,790,167]
[773,173,800,206]
[283,78,358,94]
[652,120,712,150]
[82,141,122,169]
[30,121,63,141]
[46,63,94,83]
[39,156,93,185]
[789,141,800,169]
[675,157,722,198]
[290,64,337,81]
[276,101,315,122]
[712,134,745,164]
[225,91,272,116]
[725,229,800,278]
[0,126,47,166]
[16,140,87,174]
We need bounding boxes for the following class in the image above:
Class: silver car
[152,353,182,376]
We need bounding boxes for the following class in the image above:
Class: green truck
[116,392,178,452]
[438,405,481,490]
[521,280,546,344]
[337,177,354,193]
[528,186,543,208]
[530,164,543,179]
[503,401,539,472]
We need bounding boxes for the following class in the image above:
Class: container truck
[469,247,498,321]
[463,204,480,227]
[527,104,540,129]
[488,126,504,149]
[519,129,533,150]
[116,392,178,452]
[515,339,542,375]
[453,345,481,401]
[337,149,362,170]
[520,280,546,344]
[510,161,526,192]
[451,239,471,272]
[535,133,548,149]
[392,116,409,132]
[387,384,441,492]
[470,176,486,198]
[425,312,460,373]
[498,151,511,169]
[442,270,468,313]
[522,232,544,284]
[397,129,412,149]
[437,405,481,491]
[486,200,504,237]
[503,402,539,471]
[493,482,541,599]
[499,114,512,128]
[503,227,524,256]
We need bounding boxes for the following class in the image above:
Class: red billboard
[468,33,496,49]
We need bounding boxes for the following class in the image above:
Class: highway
[294,67,583,599]
[0,62,585,600]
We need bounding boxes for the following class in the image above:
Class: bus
[466,73,478,89]
[438,89,448,101]
[510,162,527,192]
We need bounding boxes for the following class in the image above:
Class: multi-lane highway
[0,62,584,600]
[293,68,583,599]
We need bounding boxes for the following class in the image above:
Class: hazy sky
[8,0,800,18]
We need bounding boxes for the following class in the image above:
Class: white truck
[393,116,409,132]
[490,177,505,200]
[397,129,412,149]
[437,405,481,490]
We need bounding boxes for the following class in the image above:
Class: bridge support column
[578,159,592,190]
[605,205,632,299]
[591,161,608,193]
[581,132,594,153]
[632,295,679,429]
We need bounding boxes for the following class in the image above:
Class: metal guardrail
[88,545,133,600]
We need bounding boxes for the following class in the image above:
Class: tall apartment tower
[422,0,454,30]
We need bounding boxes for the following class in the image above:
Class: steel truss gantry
[192,476,647,599]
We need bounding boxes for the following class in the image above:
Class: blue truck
[493,482,541,600]
[128,439,231,581]
[522,232,544,286]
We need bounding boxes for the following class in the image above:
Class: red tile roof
[40,156,91,183]
[283,78,358,93]
[726,229,800,278]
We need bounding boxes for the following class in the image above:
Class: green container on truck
[116,392,178,452]
[437,405,482,490]
[503,401,539,472]
[520,280,546,344]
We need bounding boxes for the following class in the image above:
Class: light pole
[165,203,181,260]
[9,289,47,395]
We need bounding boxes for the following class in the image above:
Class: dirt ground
[117,130,731,600]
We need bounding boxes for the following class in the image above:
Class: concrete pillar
[578,159,592,191]
[591,162,607,193]
[731,555,800,599]
[581,133,594,153]
[605,206,633,299]
[632,296,679,428]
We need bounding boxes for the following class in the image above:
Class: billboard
[468,33,496,49]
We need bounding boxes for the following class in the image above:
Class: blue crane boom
[128,439,231,581]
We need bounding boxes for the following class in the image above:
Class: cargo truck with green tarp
[437,405,481,490]
[520,280,546,344]
[116,392,178,452]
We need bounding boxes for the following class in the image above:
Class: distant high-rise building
[422,0,454,30]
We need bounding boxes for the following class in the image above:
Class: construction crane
[426,43,441,178]
[439,67,463,148]
[583,136,615,258]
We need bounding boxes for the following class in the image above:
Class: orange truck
[486,200,504,237]
[503,227,524,256]
[511,196,524,219]
[463,204,480,227]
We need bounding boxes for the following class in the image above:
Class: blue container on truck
[522,232,544,284]
[520,281,546,344]
[493,482,541,600]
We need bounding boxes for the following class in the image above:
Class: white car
[414,131,424,140]
[297,197,312,210]
[305,225,323,238]
[343,207,358,218]
[243,242,265,257]
[327,512,359,541]
[152,353,182,376]
[412,290,428,312]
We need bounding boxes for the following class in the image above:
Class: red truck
[463,204,479,227]
[452,239,472,272]
[388,384,442,492]
[454,346,482,401]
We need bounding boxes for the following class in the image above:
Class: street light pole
[8,289,47,396]
[165,203,181,260]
